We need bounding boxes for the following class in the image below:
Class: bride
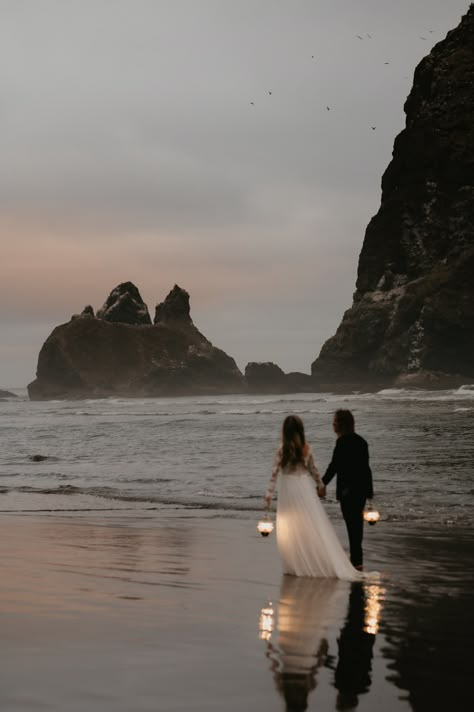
[265,415,359,579]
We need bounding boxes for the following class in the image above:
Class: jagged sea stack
[311,7,474,390]
[154,284,193,325]
[28,283,245,399]
[96,282,152,325]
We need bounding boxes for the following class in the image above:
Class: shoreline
[24,374,474,401]
[2,379,473,408]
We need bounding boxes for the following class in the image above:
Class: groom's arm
[322,441,339,486]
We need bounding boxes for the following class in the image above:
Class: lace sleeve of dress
[265,447,281,503]
[306,447,322,486]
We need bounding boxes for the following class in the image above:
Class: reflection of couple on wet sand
[265,410,374,577]
[261,577,382,712]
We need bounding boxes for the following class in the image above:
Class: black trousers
[340,497,366,568]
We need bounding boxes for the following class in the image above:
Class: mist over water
[1,387,473,527]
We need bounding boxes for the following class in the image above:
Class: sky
[0,0,470,387]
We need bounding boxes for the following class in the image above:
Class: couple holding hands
[265,409,374,578]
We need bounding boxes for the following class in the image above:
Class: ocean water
[1,386,473,527]
[1,386,473,711]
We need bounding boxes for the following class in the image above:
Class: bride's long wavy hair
[281,415,307,467]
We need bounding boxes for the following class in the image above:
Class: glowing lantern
[364,502,380,526]
[257,514,274,537]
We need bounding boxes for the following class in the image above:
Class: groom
[320,410,373,571]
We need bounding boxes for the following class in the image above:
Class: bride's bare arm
[265,448,281,508]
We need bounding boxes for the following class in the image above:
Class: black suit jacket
[323,433,373,501]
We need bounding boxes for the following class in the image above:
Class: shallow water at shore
[1,387,473,528]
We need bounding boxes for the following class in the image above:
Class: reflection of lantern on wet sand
[257,514,274,537]
[363,501,380,526]
[364,583,385,635]
[259,602,275,641]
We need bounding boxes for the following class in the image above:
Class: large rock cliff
[311,6,474,389]
[28,284,245,399]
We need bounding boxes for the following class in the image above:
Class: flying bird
[250,102,254,105]
[356,34,363,40]
[371,126,376,130]
[268,91,272,95]
[326,106,330,111]
[384,62,389,65]
[419,36,427,40]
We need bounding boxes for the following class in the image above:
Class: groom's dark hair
[334,409,355,435]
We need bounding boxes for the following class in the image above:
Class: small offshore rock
[0,389,18,398]
[245,362,286,390]
[245,363,316,393]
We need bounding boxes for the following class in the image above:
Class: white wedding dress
[266,446,359,580]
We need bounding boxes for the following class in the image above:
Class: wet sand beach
[1,509,472,712]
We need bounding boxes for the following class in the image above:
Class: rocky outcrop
[311,7,474,389]
[71,305,95,321]
[96,282,152,325]
[285,371,315,392]
[154,285,193,325]
[245,362,286,392]
[28,283,244,399]
[245,362,314,393]
[0,389,17,398]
